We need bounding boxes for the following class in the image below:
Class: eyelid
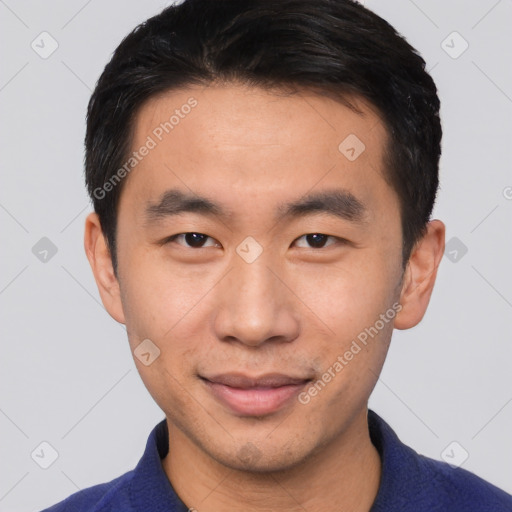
[163,232,349,250]
[164,233,220,248]
[292,234,345,249]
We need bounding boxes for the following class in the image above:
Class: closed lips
[201,373,312,388]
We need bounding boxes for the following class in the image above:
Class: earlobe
[84,212,126,324]
[394,220,445,330]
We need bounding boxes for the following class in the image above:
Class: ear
[84,212,126,324]
[394,219,445,330]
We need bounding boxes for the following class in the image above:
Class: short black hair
[85,0,441,274]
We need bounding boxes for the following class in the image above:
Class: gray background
[1,0,511,510]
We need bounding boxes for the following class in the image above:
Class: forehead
[135,83,386,153]
[121,83,393,219]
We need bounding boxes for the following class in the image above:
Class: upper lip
[201,372,312,389]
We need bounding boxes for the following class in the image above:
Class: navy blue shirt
[41,410,512,511]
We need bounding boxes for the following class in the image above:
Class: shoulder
[413,452,512,511]
[39,419,184,512]
[368,410,512,512]
[40,470,136,512]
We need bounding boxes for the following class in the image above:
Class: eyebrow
[144,187,368,226]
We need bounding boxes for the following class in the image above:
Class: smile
[200,373,312,416]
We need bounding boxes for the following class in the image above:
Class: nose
[213,255,301,348]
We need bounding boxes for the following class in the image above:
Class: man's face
[114,84,405,471]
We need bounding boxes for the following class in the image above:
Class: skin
[85,83,445,511]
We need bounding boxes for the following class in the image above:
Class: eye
[293,233,341,249]
[165,232,344,250]
[166,232,220,248]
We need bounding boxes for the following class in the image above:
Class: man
[42,0,512,510]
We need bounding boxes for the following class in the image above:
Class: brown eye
[168,233,219,248]
[294,233,338,249]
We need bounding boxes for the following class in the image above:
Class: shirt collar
[368,409,433,511]
[129,419,189,511]
[129,410,410,511]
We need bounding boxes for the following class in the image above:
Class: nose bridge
[213,249,299,346]
[233,257,276,311]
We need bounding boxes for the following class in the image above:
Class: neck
[162,408,381,512]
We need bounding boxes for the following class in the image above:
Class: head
[84,0,445,473]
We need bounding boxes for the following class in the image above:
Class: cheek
[298,314,394,422]
[118,243,215,340]
[289,249,400,340]
[289,248,400,407]
[136,357,201,429]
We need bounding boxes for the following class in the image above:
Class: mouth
[200,372,313,416]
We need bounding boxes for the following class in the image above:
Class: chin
[207,436,317,474]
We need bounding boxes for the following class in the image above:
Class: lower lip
[202,379,309,416]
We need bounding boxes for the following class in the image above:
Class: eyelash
[165,232,345,250]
